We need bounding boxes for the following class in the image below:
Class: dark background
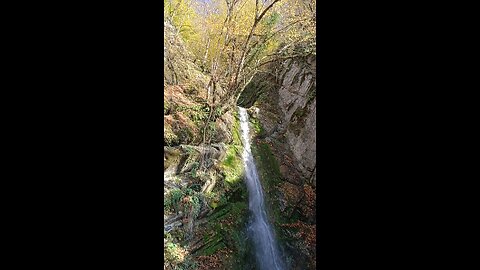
[2,0,475,268]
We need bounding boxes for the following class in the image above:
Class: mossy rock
[164,147,182,171]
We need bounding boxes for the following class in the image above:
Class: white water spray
[238,107,284,270]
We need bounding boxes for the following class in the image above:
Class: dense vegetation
[164,0,316,269]
[165,0,315,141]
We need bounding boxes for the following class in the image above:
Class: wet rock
[254,55,316,184]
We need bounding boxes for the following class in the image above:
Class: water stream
[238,107,285,270]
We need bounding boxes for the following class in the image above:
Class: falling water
[238,107,285,270]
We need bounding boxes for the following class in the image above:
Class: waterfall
[238,107,285,270]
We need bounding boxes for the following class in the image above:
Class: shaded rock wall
[251,55,317,270]
[245,55,316,186]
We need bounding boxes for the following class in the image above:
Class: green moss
[220,112,243,186]
[221,146,242,184]
[196,183,249,265]
[182,109,249,263]
[208,203,232,221]
[250,116,265,137]
[203,241,226,256]
[248,119,298,247]
[197,200,248,257]
[223,154,236,168]
[201,111,246,230]
[252,142,282,190]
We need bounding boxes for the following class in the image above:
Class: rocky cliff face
[240,55,316,187]
[272,55,316,186]
[238,54,317,269]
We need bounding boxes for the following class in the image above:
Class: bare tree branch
[256,0,282,23]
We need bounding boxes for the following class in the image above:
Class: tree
[198,0,315,110]
[164,0,197,40]
[164,0,316,143]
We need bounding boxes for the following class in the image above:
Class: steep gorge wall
[240,55,316,187]
[164,19,317,269]
[238,54,317,269]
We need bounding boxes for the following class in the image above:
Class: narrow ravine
[238,107,285,270]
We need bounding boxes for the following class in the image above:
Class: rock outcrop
[239,55,316,186]
[238,53,317,269]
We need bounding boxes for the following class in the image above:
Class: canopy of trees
[165,0,316,134]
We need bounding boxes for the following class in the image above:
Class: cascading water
[238,107,285,270]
